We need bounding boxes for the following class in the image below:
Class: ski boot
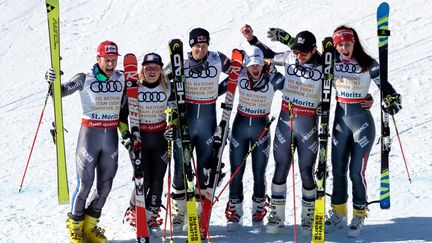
[251,197,268,228]
[83,214,107,243]
[266,197,285,234]
[147,206,163,236]
[225,199,243,232]
[66,213,84,243]
[348,206,368,238]
[123,206,136,229]
[325,203,347,233]
[171,190,186,233]
[300,199,315,235]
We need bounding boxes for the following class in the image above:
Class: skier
[241,25,375,234]
[325,26,402,237]
[121,53,171,236]
[168,27,231,232]
[224,45,285,231]
[241,24,323,234]
[46,40,125,243]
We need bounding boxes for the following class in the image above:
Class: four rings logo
[286,64,321,81]
[90,80,123,93]
[185,65,217,79]
[335,63,362,73]
[138,91,167,102]
[239,78,269,92]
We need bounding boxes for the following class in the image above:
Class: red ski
[124,53,150,242]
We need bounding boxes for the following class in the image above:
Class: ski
[377,2,391,210]
[124,53,150,242]
[311,37,335,243]
[200,49,243,239]
[45,0,69,205]
[168,39,201,243]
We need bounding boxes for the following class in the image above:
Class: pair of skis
[312,2,392,242]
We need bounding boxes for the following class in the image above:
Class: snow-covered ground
[1,0,431,242]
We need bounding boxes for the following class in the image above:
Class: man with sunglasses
[46,40,125,243]
[241,25,322,234]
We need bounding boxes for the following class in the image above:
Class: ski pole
[391,115,412,183]
[213,116,276,206]
[163,108,175,243]
[288,103,297,243]
[19,86,52,192]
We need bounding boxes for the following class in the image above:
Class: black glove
[384,93,402,115]
[121,130,141,151]
[267,28,293,46]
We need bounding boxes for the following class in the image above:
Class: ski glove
[164,127,175,141]
[384,93,402,115]
[45,68,56,85]
[121,130,142,151]
[267,28,293,47]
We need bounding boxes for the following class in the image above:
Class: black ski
[377,2,391,209]
[168,39,201,243]
[312,37,335,243]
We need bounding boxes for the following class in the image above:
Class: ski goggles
[293,50,309,57]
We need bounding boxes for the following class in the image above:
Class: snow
[1,0,432,242]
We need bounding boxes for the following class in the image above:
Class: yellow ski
[45,0,69,204]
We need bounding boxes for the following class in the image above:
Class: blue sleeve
[218,76,229,96]
[60,73,85,97]
[218,51,231,74]
[270,72,285,91]
[248,36,277,59]
[369,59,397,96]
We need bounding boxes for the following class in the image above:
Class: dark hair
[334,25,374,72]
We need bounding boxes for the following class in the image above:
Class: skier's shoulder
[67,72,86,85]
[112,70,125,81]
[208,50,228,62]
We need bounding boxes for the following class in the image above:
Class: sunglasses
[293,50,309,57]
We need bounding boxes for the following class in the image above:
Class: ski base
[312,195,325,243]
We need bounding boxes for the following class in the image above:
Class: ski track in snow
[1,0,432,242]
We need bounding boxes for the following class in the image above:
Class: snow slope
[1,0,431,242]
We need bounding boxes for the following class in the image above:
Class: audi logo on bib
[138,91,167,102]
[185,65,217,78]
[90,80,123,93]
[286,64,322,81]
[335,63,362,74]
[239,78,269,92]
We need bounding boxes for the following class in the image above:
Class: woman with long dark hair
[325,26,402,238]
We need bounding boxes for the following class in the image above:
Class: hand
[45,68,56,84]
[361,94,374,110]
[240,24,254,41]
[384,93,402,115]
[164,127,174,141]
[316,103,322,116]
[267,28,292,46]
[121,131,142,151]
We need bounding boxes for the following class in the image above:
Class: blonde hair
[139,65,169,91]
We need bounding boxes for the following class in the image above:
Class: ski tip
[377,2,390,16]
